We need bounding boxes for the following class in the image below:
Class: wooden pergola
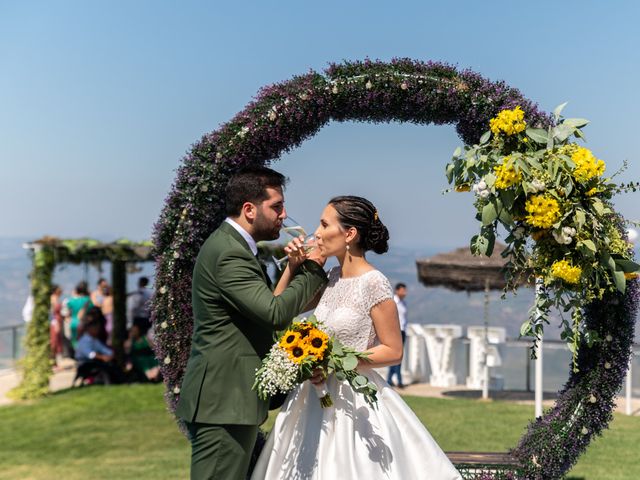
[11,236,154,400]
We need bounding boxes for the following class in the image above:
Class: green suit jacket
[175,221,327,426]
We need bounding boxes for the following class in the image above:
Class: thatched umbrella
[415,242,527,399]
[416,242,513,292]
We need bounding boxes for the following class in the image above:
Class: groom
[176,166,328,480]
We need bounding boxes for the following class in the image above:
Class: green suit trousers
[187,422,258,480]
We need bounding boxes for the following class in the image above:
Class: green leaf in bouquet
[563,118,590,128]
[482,203,498,226]
[601,253,617,272]
[479,130,491,145]
[445,164,455,184]
[352,375,368,388]
[484,172,496,187]
[574,210,586,229]
[342,355,359,371]
[366,382,378,392]
[552,124,575,142]
[546,127,555,150]
[553,102,569,120]
[520,320,533,337]
[615,258,640,273]
[332,343,344,357]
[582,239,597,253]
[526,128,549,144]
[592,199,605,215]
[335,371,347,381]
[613,270,626,293]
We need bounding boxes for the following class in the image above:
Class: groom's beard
[252,213,280,242]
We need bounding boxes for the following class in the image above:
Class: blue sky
[1,1,639,249]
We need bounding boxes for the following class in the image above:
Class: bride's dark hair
[328,196,390,254]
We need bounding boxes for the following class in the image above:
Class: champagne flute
[273,217,316,270]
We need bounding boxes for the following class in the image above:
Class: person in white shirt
[386,282,408,388]
[127,277,152,332]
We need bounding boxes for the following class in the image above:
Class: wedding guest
[75,316,123,384]
[101,285,114,343]
[127,276,152,332]
[90,278,109,309]
[49,284,64,364]
[387,282,408,388]
[81,306,109,345]
[125,320,160,382]
[67,281,92,349]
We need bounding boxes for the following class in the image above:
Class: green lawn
[0,384,637,479]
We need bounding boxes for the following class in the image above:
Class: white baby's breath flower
[331,85,338,94]
[159,286,168,294]
[604,362,612,370]
[581,427,589,435]
[173,386,180,394]
[530,178,546,193]
[237,126,250,138]
[160,321,168,329]
[606,334,613,342]
[299,93,309,101]
[365,80,372,89]
[400,82,408,90]
[173,251,180,259]
[589,394,597,403]
[254,344,299,399]
[215,152,222,159]
[164,356,171,365]
[479,189,490,199]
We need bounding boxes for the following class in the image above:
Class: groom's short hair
[225,166,288,216]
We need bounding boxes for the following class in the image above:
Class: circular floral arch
[152,58,638,479]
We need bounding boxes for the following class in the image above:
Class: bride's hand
[309,367,326,385]
[283,235,307,270]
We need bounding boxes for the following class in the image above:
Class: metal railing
[0,323,26,370]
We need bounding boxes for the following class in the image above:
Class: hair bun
[365,221,389,254]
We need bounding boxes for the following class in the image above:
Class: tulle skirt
[251,368,461,480]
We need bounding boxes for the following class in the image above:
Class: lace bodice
[314,267,393,351]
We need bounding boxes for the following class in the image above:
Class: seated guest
[75,317,123,384]
[125,321,160,382]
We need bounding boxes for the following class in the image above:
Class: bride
[251,196,461,480]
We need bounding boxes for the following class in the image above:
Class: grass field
[0,384,637,479]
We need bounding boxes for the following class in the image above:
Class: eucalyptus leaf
[526,128,548,144]
[482,203,498,226]
[553,102,569,120]
[615,258,640,273]
[563,118,590,128]
[613,270,626,293]
[335,371,347,381]
[353,375,368,387]
[342,355,358,371]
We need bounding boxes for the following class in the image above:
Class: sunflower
[279,330,301,350]
[305,328,329,359]
[287,344,308,364]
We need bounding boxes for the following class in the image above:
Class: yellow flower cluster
[279,322,329,363]
[494,157,522,189]
[550,259,582,284]
[489,106,527,136]
[571,146,605,183]
[525,194,561,229]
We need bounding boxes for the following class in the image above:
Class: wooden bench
[446,452,522,479]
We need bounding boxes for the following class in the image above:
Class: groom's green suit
[176,221,327,479]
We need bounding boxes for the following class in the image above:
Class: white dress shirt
[394,294,408,332]
[225,217,258,256]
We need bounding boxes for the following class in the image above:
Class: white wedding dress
[251,268,462,480]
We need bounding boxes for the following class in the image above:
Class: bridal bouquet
[253,315,378,407]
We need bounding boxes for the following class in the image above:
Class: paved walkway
[1,366,639,415]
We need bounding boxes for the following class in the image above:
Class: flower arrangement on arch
[446,103,640,369]
[253,315,378,407]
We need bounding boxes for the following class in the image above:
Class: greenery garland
[11,237,153,400]
[152,58,638,479]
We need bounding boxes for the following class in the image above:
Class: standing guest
[127,277,152,332]
[101,285,114,343]
[90,278,109,309]
[49,285,64,365]
[387,282,408,388]
[66,281,93,349]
